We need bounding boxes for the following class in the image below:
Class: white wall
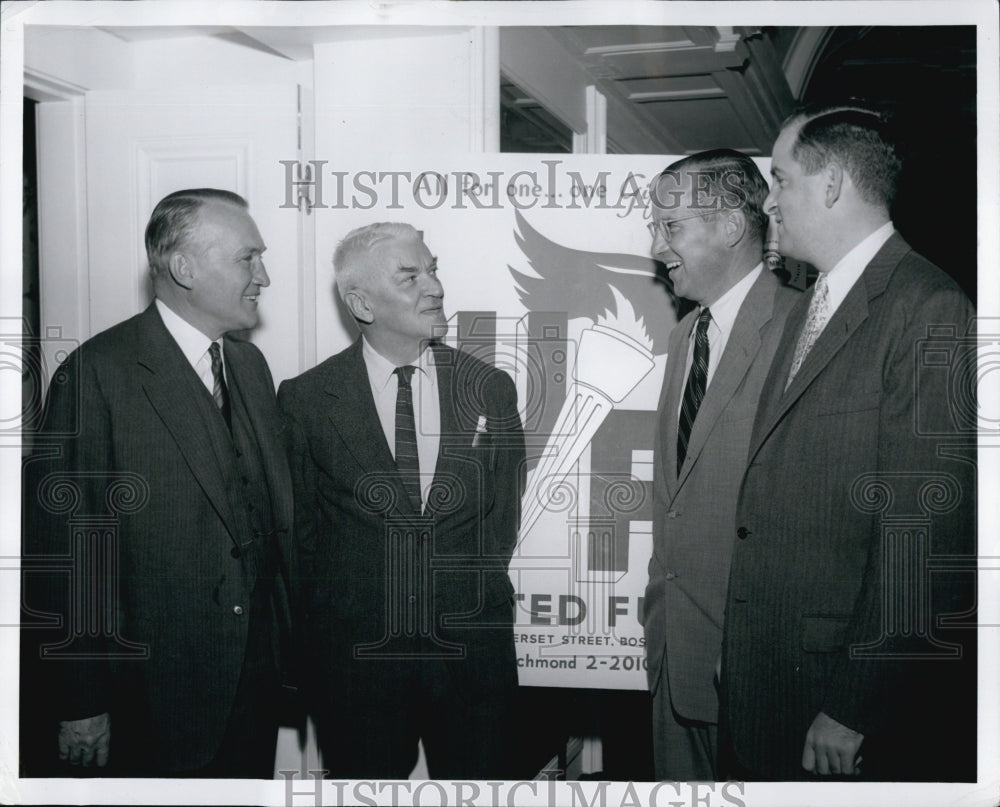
[27,31,307,383]
[310,27,494,361]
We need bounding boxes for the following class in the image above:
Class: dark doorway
[803,26,977,303]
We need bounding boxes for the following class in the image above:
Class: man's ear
[724,209,748,248]
[824,162,844,208]
[344,290,374,325]
[167,252,193,290]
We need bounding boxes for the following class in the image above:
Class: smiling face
[358,233,447,361]
[649,172,729,306]
[764,122,829,266]
[182,200,269,339]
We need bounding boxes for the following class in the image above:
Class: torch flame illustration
[520,287,656,537]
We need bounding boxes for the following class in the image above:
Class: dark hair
[655,149,769,245]
[144,188,247,275]
[788,106,902,208]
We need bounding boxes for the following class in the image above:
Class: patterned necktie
[677,308,712,476]
[786,273,831,390]
[208,342,231,430]
[394,365,423,513]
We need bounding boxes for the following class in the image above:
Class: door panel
[82,83,302,384]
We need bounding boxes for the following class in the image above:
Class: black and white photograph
[2,1,997,805]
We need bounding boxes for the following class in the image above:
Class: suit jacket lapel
[749,233,906,462]
[428,344,475,523]
[676,270,775,488]
[137,305,239,539]
[325,339,411,510]
[659,311,693,500]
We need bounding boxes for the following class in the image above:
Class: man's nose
[253,258,270,287]
[763,187,778,216]
[424,272,444,297]
[650,230,670,259]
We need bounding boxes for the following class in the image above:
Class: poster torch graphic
[510,209,666,536]
[506,209,678,688]
[306,154,728,688]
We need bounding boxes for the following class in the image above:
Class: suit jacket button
[408,596,416,604]
[667,510,678,519]
[664,571,676,580]
[737,526,750,540]
[233,605,244,615]
[231,546,242,558]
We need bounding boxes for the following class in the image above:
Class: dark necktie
[677,308,711,475]
[394,365,423,513]
[209,341,231,430]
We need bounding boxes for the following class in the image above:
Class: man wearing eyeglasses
[641,150,799,781]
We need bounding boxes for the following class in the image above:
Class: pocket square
[472,415,490,449]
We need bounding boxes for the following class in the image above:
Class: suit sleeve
[23,347,115,721]
[821,284,976,736]
[276,380,319,623]
[483,370,526,575]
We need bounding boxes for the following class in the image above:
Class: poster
[303,154,771,688]
[2,1,997,805]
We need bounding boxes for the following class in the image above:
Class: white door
[77,83,303,384]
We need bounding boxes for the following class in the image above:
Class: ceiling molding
[783,27,835,100]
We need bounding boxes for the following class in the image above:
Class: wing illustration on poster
[509,209,674,356]
[507,211,671,539]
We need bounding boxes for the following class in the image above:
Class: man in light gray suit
[641,150,799,780]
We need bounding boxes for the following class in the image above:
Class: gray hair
[333,222,421,300]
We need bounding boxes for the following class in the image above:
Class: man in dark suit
[721,107,977,781]
[278,222,525,779]
[641,150,798,780]
[22,189,293,777]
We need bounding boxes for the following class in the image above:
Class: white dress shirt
[362,337,440,510]
[155,298,224,394]
[820,221,895,319]
[678,264,762,417]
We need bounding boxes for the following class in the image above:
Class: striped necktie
[208,341,231,431]
[677,308,711,476]
[394,365,423,513]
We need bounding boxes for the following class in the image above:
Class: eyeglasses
[646,211,715,243]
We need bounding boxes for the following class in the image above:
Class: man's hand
[802,711,863,776]
[58,713,110,767]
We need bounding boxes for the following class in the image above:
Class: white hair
[332,222,421,300]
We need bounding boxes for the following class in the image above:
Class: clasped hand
[58,712,110,768]
[802,711,863,776]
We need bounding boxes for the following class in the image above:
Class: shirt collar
[822,221,895,307]
[361,336,436,391]
[689,263,762,339]
[703,263,762,335]
[155,298,221,368]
